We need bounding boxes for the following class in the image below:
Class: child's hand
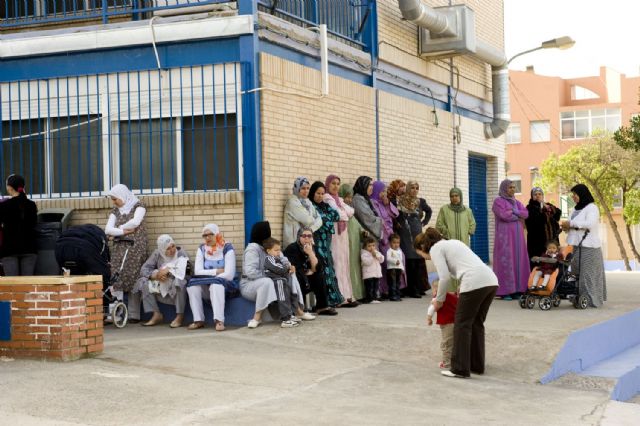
[427,316,433,326]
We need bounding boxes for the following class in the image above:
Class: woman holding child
[415,228,498,379]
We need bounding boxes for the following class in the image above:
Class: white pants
[187,285,225,323]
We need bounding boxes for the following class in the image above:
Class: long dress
[110,201,147,293]
[371,198,400,295]
[324,194,355,301]
[492,197,530,296]
[346,215,365,300]
[313,202,344,307]
[525,200,561,268]
[396,198,432,295]
[435,205,476,246]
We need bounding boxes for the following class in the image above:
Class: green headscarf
[448,187,466,213]
[338,183,353,199]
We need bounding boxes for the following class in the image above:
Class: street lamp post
[507,36,576,65]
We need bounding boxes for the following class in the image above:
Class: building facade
[507,66,640,264]
[1,0,506,262]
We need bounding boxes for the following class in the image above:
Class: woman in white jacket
[561,184,607,307]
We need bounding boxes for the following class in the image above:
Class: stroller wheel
[552,294,561,307]
[539,297,552,311]
[575,294,589,310]
[525,295,536,309]
[112,302,128,328]
[519,294,527,309]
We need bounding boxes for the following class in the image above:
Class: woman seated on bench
[135,234,189,328]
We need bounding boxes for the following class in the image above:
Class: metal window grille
[0,63,243,198]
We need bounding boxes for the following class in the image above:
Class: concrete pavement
[0,272,639,425]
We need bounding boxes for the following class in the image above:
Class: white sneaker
[280,320,300,328]
[299,312,316,321]
[247,319,260,329]
[441,370,466,378]
[371,300,382,304]
[290,315,302,323]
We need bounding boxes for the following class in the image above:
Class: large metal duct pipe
[397,0,510,138]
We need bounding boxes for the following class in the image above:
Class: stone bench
[0,276,103,361]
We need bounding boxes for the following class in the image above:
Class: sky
[504,0,639,78]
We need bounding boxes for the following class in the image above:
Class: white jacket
[567,203,601,248]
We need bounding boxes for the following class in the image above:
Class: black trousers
[308,272,329,311]
[363,278,379,302]
[386,269,402,300]
[450,285,497,377]
[405,258,428,296]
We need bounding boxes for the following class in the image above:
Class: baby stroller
[54,225,129,328]
[519,228,590,310]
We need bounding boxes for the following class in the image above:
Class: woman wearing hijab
[492,179,530,300]
[436,188,476,246]
[241,221,310,328]
[283,177,323,247]
[338,183,366,301]
[387,179,406,206]
[561,184,607,308]
[284,226,337,315]
[186,224,238,331]
[396,180,432,298]
[0,174,38,276]
[525,187,562,268]
[105,183,148,323]
[323,175,358,307]
[309,181,345,308]
[136,235,189,327]
[370,181,402,298]
[352,176,383,240]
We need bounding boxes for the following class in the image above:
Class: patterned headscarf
[499,179,516,206]
[387,179,405,204]
[448,187,466,213]
[325,174,347,234]
[157,234,177,263]
[529,187,545,211]
[398,180,420,213]
[292,176,313,214]
[202,223,225,256]
[108,184,140,215]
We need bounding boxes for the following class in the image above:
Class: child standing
[360,236,384,304]
[426,280,458,369]
[263,238,300,328]
[531,241,564,290]
[385,233,404,302]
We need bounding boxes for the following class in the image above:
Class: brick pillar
[0,276,104,361]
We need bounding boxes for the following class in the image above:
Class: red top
[436,292,458,325]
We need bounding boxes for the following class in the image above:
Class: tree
[539,133,636,270]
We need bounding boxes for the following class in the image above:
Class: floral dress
[313,202,344,307]
[110,201,148,292]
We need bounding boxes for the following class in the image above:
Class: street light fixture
[507,36,576,65]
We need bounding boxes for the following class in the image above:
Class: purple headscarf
[370,181,398,238]
[325,174,347,234]
[499,179,516,205]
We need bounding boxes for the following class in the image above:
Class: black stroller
[54,224,129,328]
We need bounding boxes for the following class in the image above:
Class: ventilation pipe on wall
[397,0,509,139]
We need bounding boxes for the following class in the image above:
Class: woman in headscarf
[387,179,406,206]
[352,176,383,240]
[492,179,530,300]
[561,184,607,308]
[284,226,336,315]
[309,181,345,308]
[370,180,402,298]
[105,183,148,323]
[436,188,476,246]
[283,177,323,247]
[186,224,238,331]
[525,187,562,268]
[338,183,365,301]
[324,175,358,307]
[241,221,310,327]
[0,174,37,276]
[135,235,189,328]
[396,180,432,298]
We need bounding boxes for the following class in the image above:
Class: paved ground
[1,272,639,425]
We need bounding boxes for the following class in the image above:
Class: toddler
[385,233,404,302]
[263,238,300,328]
[531,241,564,290]
[360,236,384,304]
[427,280,458,369]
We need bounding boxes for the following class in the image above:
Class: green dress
[313,202,345,307]
[347,216,365,300]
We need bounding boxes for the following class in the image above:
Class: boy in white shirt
[385,233,404,301]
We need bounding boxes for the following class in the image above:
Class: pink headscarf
[325,174,347,234]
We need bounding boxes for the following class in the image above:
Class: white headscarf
[108,184,139,215]
[157,234,177,263]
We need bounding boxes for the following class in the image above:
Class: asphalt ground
[1,272,639,425]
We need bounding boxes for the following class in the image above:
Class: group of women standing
[492,179,606,308]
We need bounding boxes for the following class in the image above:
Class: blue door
[468,156,489,262]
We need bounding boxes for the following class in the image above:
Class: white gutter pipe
[397,0,510,138]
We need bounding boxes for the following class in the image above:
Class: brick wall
[0,276,103,361]
[35,192,245,260]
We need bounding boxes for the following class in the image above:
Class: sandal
[142,314,163,327]
[170,318,183,328]
[215,321,225,332]
[187,321,205,330]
